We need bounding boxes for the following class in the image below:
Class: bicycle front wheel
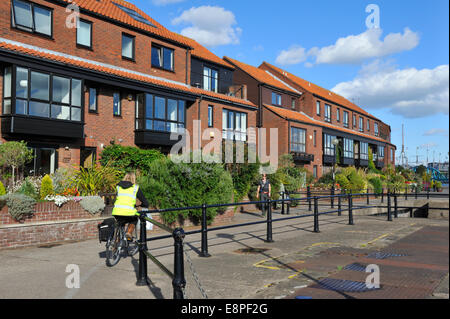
[106,228,122,267]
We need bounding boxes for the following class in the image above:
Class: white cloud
[275,46,307,66]
[423,128,449,136]
[172,6,242,47]
[152,0,185,6]
[332,62,449,118]
[275,28,420,66]
[312,28,419,65]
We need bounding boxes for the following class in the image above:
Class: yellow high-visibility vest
[112,185,139,217]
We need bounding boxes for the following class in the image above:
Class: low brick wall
[0,201,236,250]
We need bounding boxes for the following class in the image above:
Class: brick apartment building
[224,58,396,179]
[0,0,395,179]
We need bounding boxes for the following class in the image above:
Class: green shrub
[99,144,164,173]
[368,177,383,194]
[0,181,6,196]
[40,174,54,200]
[318,171,334,185]
[0,194,36,221]
[79,196,105,215]
[348,171,366,193]
[69,162,122,196]
[223,143,261,202]
[138,157,234,225]
[335,174,350,190]
[17,179,40,200]
[435,181,442,189]
[51,167,75,194]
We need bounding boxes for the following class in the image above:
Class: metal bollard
[405,187,408,200]
[348,194,354,225]
[287,192,291,215]
[381,189,384,203]
[172,228,186,299]
[136,214,150,286]
[265,198,274,243]
[427,188,430,199]
[281,192,285,215]
[331,186,335,209]
[307,186,312,211]
[200,204,211,258]
[367,189,370,205]
[394,193,398,218]
[338,195,342,217]
[314,197,320,233]
[387,192,392,222]
[415,187,418,199]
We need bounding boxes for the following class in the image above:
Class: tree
[0,141,34,183]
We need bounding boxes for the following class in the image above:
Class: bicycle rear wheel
[106,227,122,267]
[127,223,139,257]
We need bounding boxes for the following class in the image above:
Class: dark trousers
[260,193,269,216]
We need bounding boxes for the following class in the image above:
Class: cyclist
[112,172,149,241]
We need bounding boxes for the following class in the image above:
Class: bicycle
[105,214,140,267]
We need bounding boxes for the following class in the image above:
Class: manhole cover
[366,252,408,259]
[344,263,367,272]
[235,248,269,254]
[314,278,380,293]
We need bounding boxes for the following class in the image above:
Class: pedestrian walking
[256,173,271,217]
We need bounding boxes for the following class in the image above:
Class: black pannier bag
[98,218,116,243]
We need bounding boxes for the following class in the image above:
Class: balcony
[356,159,369,167]
[291,152,314,164]
[135,130,184,147]
[1,115,84,139]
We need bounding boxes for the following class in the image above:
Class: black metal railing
[136,211,186,299]
[133,188,448,298]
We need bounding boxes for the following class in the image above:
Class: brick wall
[0,202,236,250]
[0,0,189,84]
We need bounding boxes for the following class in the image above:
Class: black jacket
[117,181,149,208]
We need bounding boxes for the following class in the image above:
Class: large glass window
[152,46,174,71]
[4,66,82,121]
[290,127,306,153]
[271,92,282,106]
[360,142,369,160]
[344,138,354,158]
[11,0,52,37]
[122,33,135,60]
[203,67,218,93]
[77,19,92,48]
[136,94,185,133]
[323,134,336,156]
[222,109,247,142]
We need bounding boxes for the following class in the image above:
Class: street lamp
[331,138,340,186]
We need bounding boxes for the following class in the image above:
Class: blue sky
[131,0,449,166]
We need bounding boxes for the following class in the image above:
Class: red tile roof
[260,62,382,121]
[0,40,255,108]
[264,104,392,145]
[180,36,234,69]
[223,57,301,95]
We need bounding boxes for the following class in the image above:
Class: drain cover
[366,252,408,259]
[235,248,269,254]
[315,278,380,293]
[343,263,367,272]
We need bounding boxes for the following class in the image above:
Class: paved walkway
[0,199,448,299]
